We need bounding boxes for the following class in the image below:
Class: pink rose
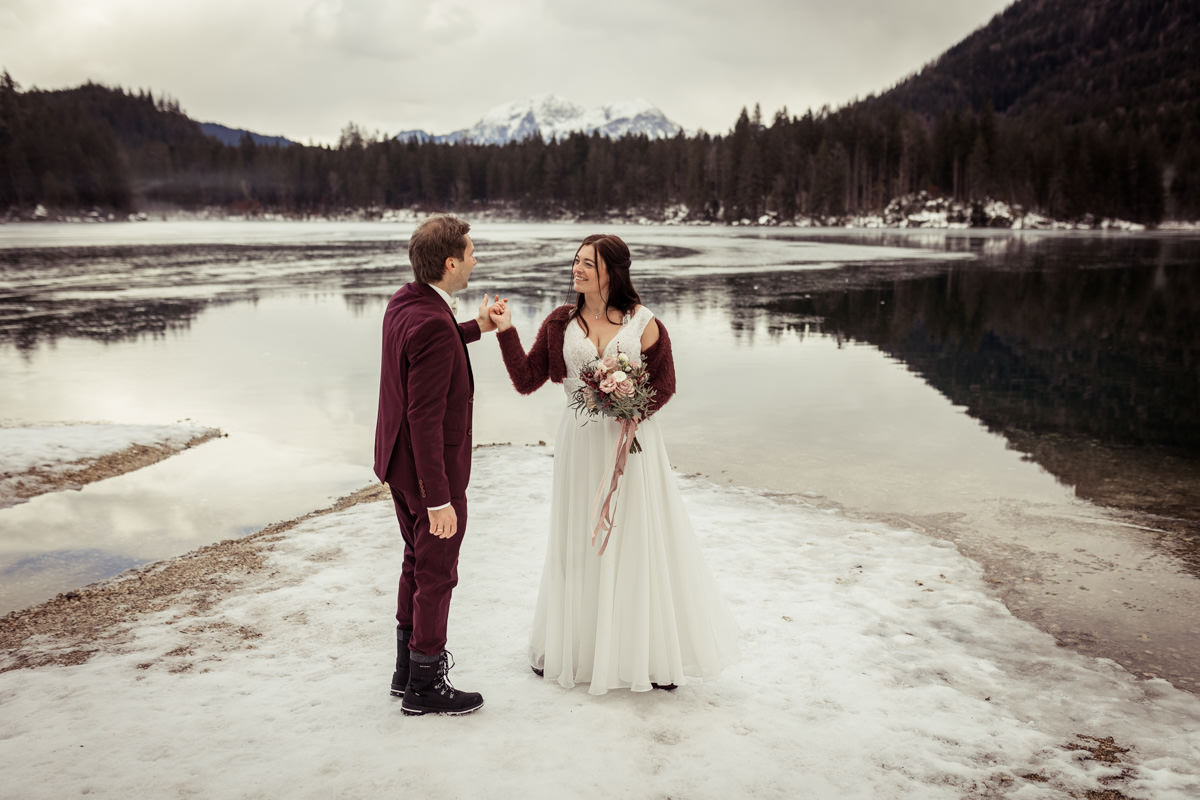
[599,376,619,393]
[601,355,619,370]
[616,379,635,397]
[625,359,640,370]
[591,367,606,382]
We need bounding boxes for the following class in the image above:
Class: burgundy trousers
[389,486,467,657]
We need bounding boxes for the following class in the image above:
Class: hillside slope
[878,0,1198,143]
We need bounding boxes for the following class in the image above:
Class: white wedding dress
[529,306,740,694]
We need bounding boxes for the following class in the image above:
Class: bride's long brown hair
[571,234,641,336]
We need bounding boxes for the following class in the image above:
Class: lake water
[1,221,1198,693]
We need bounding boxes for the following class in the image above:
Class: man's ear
[443,256,457,276]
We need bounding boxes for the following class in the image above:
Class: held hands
[428,505,458,539]
[476,294,509,333]
[489,298,513,331]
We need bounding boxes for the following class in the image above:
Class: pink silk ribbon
[591,418,639,555]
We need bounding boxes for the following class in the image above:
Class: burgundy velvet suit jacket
[373,282,480,509]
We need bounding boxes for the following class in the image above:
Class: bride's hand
[490,299,512,332]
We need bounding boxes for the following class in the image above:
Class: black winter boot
[401,651,484,716]
[389,627,412,697]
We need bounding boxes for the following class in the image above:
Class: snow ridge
[397,94,682,145]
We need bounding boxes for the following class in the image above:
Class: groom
[374,214,501,717]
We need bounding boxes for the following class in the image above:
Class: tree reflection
[4,298,207,352]
[0,241,405,349]
[808,259,1200,452]
[760,238,1200,565]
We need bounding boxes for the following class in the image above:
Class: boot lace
[435,651,458,695]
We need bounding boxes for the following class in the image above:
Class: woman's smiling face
[572,244,609,295]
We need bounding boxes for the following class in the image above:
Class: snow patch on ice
[0,422,219,507]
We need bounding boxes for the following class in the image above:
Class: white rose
[610,370,627,383]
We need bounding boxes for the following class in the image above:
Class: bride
[490,234,738,694]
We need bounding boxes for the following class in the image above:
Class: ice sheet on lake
[1,446,1196,799]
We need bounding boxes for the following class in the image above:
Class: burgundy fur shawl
[496,305,676,417]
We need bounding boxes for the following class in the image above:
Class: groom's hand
[428,505,458,539]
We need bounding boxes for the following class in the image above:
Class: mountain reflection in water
[757,235,1200,568]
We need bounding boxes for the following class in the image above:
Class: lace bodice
[562,306,655,397]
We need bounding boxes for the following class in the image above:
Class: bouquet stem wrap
[591,418,640,555]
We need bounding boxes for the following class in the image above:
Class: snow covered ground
[1,445,1197,799]
[0,422,219,509]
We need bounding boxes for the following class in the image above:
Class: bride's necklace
[583,302,629,324]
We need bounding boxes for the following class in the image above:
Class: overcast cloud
[0,0,1013,144]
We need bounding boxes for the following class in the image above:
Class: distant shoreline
[6,197,1199,232]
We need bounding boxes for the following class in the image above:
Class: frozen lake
[1,220,1198,692]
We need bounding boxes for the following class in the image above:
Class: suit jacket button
[467,428,472,436]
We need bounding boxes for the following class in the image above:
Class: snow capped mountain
[396,94,682,145]
[392,129,433,144]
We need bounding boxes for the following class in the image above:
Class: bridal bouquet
[569,350,656,453]
[569,349,656,555]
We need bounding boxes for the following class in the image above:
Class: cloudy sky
[0,0,1013,144]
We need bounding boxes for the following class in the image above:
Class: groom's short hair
[408,215,471,284]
